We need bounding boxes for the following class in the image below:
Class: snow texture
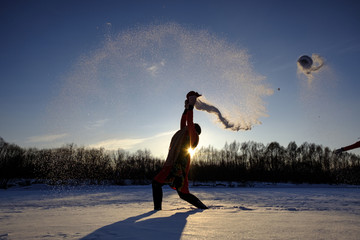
[0,184,359,239]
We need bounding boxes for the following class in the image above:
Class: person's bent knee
[177,190,185,199]
[177,190,190,201]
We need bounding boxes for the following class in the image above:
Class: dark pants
[152,180,208,210]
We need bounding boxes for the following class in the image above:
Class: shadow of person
[80,209,202,240]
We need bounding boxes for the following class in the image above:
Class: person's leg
[152,180,163,210]
[177,190,208,209]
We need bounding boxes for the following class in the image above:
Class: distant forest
[1,137,359,189]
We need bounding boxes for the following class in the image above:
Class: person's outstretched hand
[334,148,343,155]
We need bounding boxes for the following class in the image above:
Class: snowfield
[1,183,359,240]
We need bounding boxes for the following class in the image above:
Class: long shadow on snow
[80,209,202,240]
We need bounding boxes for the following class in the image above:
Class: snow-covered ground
[1,183,359,240]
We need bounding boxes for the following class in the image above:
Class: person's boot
[193,200,208,209]
[152,180,163,210]
[177,191,208,209]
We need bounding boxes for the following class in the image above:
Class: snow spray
[195,97,251,130]
[297,54,325,86]
[52,23,273,133]
[296,52,338,128]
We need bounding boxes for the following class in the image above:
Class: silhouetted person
[152,91,208,210]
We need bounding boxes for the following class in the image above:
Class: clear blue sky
[1,0,359,157]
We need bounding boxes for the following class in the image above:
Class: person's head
[194,123,201,135]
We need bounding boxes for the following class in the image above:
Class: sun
[188,147,196,158]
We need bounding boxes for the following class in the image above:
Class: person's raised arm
[187,94,199,147]
[180,100,188,129]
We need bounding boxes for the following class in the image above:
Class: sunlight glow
[188,147,197,158]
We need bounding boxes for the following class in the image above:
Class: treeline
[1,137,359,188]
[0,138,163,188]
[191,141,360,185]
